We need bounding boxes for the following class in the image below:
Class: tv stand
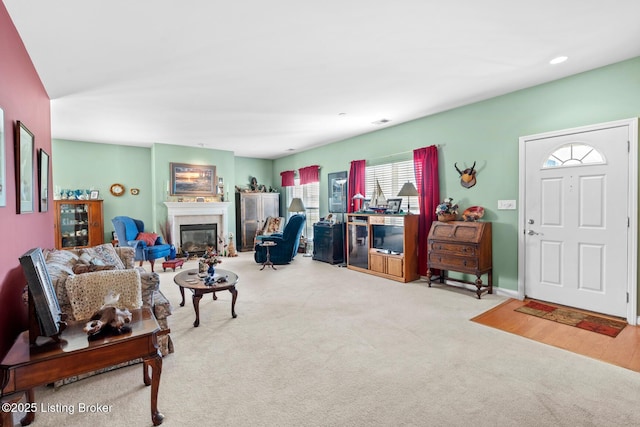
[346,213,419,282]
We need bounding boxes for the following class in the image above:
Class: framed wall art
[386,198,402,214]
[0,107,5,207]
[16,121,34,214]
[328,171,347,213]
[170,162,216,196]
[38,149,49,212]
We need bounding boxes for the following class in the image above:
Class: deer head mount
[455,161,476,188]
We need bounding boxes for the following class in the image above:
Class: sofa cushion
[72,264,116,274]
[65,269,142,321]
[80,244,126,270]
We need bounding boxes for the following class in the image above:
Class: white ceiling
[5,1,640,159]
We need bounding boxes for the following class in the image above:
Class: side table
[259,241,277,270]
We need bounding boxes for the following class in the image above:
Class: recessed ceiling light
[550,56,568,65]
[286,148,295,151]
[372,118,392,125]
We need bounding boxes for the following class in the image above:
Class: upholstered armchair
[254,214,306,265]
[112,216,172,272]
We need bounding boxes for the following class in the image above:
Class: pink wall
[0,2,53,357]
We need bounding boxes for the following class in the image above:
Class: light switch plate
[498,200,516,210]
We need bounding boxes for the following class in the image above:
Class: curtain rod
[367,145,440,163]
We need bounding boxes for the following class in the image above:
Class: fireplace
[164,201,231,256]
[180,223,217,256]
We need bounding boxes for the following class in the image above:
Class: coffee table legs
[188,286,237,327]
[192,293,203,327]
[230,286,238,318]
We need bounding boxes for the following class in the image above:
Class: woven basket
[437,213,458,222]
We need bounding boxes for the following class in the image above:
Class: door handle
[527,230,540,235]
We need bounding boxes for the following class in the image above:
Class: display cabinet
[53,200,104,249]
[235,192,280,251]
[346,213,419,283]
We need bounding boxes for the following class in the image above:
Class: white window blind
[286,179,319,240]
[365,160,419,214]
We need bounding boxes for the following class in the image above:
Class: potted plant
[435,198,459,222]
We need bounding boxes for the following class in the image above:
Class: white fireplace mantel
[164,202,232,252]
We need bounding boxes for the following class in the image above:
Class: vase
[438,213,458,222]
[208,265,216,276]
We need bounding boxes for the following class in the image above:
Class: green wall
[52,141,255,243]
[52,140,153,242]
[234,156,276,193]
[272,56,640,294]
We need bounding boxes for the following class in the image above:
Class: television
[19,247,64,338]
[371,224,404,255]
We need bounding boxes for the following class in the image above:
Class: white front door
[519,119,638,322]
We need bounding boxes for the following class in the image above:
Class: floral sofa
[43,244,173,386]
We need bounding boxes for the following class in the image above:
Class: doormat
[515,300,626,338]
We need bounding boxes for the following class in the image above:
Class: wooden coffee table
[0,308,163,426]
[174,269,238,327]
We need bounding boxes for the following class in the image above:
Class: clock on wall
[110,183,125,197]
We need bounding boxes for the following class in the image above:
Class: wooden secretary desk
[426,221,492,298]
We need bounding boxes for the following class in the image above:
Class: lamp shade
[397,182,418,197]
[352,193,366,200]
[288,197,306,213]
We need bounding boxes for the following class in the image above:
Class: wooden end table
[259,241,277,270]
[174,269,238,327]
[0,308,163,426]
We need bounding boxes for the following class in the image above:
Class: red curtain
[347,160,366,213]
[280,170,295,187]
[299,165,320,184]
[414,146,439,276]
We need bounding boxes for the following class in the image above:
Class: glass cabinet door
[347,223,369,269]
[58,202,90,248]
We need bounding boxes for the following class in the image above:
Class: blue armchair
[112,216,172,272]
[254,214,306,265]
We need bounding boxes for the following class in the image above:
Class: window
[365,160,419,214]
[286,179,320,241]
[543,143,605,168]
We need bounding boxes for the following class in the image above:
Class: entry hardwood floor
[472,298,640,372]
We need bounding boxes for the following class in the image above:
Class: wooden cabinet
[53,200,104,249]
[426,221,492,298]
[312,222,344,264]
[235,192,280,251]
[346,213,419,283]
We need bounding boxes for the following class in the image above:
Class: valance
[298,165,320,185]
[280,170,295,187]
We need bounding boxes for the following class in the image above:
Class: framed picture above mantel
[170,163,217,197]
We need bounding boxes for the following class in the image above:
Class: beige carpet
[8,253,640,426]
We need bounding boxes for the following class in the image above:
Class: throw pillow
[80,244,126,270]
[136,232,158,246]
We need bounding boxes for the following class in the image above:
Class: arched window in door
[543,143,605,168]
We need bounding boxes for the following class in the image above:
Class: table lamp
[352,193,366,212]
[288,197,306,214]
[397,182,418,213]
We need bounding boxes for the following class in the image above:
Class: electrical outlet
[498,200,516,210]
